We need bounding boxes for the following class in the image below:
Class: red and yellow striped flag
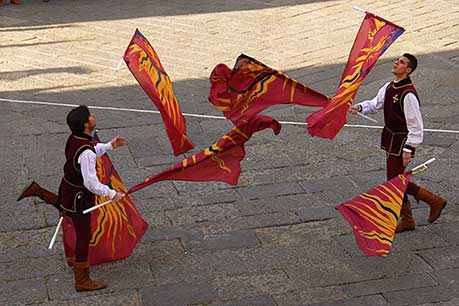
[123,29,194,155]
[336,172,411,256]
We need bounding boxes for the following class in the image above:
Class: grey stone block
[418,246,459,270]
[140,281,218,306]
[150,251,247,285]
[68,290,143,306]
[48,260,155,300]
[430,221,459,246]
[238,182,304,200]
[212,270,295,300]
[235,193,320,216]
[199,211,302,235]
[285,253,433,289]
[142,223,203,242]
[341,273,437,297]
[383,285,459,306]
[431,268,459,288]
[391,226,450,253]
[183,230,259,253]
[303,295,391,306]
[0,255,64,282]
[0,277,47,305]
[296,206,340,222]
[211,295,277,306]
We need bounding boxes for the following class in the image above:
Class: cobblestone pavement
[1,0,458,305]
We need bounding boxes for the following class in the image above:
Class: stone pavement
[1,0,458,305]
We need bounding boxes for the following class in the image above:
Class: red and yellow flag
[127,115,281,194]
[307,12,405,139]
[62,134,148,265]
[123,28,194,155]
[209,54,329,124]
[336,172,411,256]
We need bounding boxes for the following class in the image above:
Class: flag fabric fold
[123,28,194,155]
[336,172,412,256]
[127,115,281,194]
[307,12,405,139]
[62,133,148,265]
[209,54,329,124]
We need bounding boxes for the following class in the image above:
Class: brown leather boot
[73,261,106,292]
[395,200,415,233]
[415,187,447,223]
[17,181,58,204]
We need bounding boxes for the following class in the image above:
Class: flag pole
[353,6,366,14]
[411,157,436,174]
[115,57,124,72]
[48,216,64,250]
[83,199,113,214]
[356,112,378,123]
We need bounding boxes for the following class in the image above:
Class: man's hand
[402,151,411,167]
[111,136,127,149]
[113,192,125,202]
[349,105,360,114]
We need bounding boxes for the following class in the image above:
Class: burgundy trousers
[71,213,91,262]
[387,154,420,199]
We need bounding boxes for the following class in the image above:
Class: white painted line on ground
[1,98,458,134]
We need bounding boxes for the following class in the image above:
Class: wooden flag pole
[48,216,64,250]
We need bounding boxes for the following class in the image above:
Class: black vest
[380,78,419,156]
[59,133,96,213]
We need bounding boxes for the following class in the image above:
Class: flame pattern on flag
[123,28,194,155]
[307,12,405,139]
[336,172,411,256]
[62,134,148,265]
[127,115,281,194]
[209,54,329,124]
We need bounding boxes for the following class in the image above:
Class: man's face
[87,113,96,132]
[392,56,412,76]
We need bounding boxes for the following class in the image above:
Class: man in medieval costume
[350,53,447,232]
[17,105,125,291]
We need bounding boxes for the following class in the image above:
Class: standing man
[17,105,126,291]
[349,53,447,232]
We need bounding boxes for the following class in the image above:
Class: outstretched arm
[94,136,127,157]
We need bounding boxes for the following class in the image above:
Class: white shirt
[78,142,117,199]
[358,81,424,149]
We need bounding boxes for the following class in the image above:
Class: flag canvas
[307,12,405,139]
[209,54,329,124]
[336,172,412,256]
[128,115,281,194]
[123,28,194,155]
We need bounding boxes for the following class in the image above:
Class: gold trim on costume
[72,145,94,172]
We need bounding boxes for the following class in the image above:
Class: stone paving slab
[1,0,458,305]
